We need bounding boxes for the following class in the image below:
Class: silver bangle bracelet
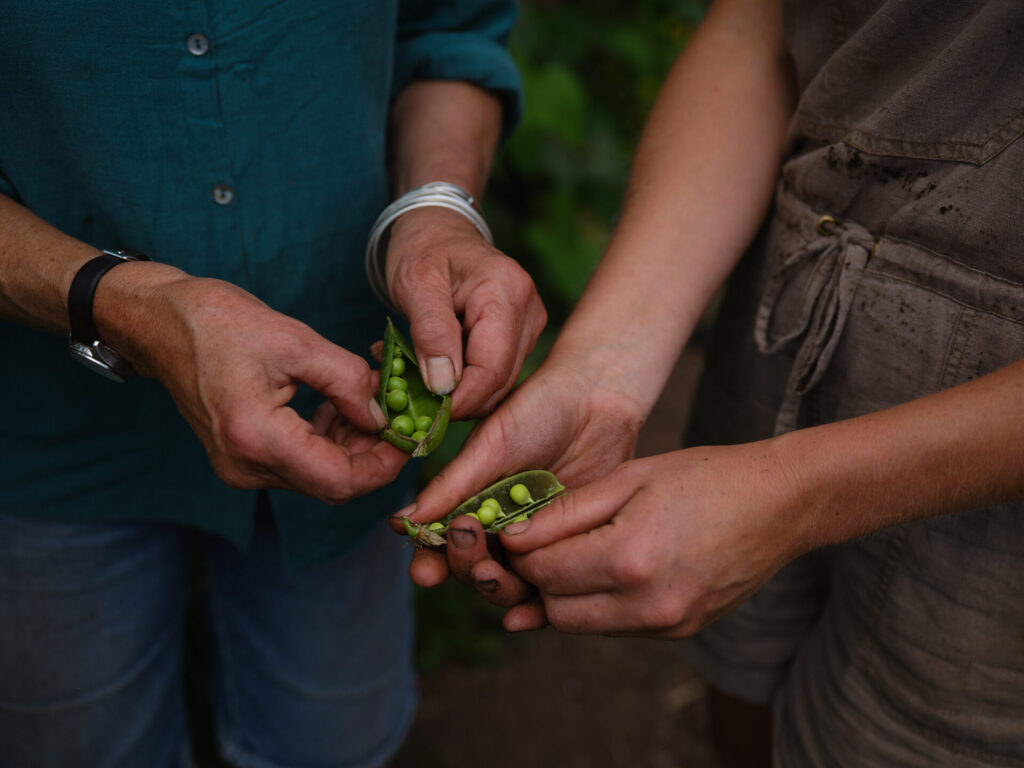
[364,181,493,311]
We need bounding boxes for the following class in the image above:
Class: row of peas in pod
[385,350,434,443]
[377,317,451,457]
[403,470,566,550]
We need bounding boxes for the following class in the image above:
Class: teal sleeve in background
[394,0,523,139]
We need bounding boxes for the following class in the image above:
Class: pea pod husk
[377,317,451,457]
[403,470,566,550]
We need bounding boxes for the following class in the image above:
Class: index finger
[452,301,525,418]
[292,337,387,434]
[500,468,640,554]
[263,408,408,503]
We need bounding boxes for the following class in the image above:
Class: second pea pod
[402,470,566,550]
[377,317,451,457]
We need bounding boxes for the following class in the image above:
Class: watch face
[69,339,133,383]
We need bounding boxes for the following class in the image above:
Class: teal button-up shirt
[0,1,520,568]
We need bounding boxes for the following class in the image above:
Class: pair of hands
[404,358,805,638]
[114,207,544,505]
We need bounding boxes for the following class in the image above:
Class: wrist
[767,419,905,555]
[387,205,484,251]
[90,261,193,376]
[544,321,682,421]
[535,341,654,431]
[365,182,492,311]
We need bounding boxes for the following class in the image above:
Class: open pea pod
[377,317,451,457]
[402,470,566,550]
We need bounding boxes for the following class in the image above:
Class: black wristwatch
[68,248,150,382]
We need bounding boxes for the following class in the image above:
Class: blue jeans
[0,504,416,768]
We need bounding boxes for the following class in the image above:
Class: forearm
[550,0,796,414]
[0,194,101,332]
[387,79,503,199]
[778,358,1024,552]
[0,192,191,369]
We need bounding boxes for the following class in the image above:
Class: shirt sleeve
[393,0,523,139]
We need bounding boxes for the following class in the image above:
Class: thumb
[293,338,387,435]
[409,418,516,524]
[400,274,464,396]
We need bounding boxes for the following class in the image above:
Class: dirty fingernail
[503,520,531,536]
[449,527,476,550]
[425,356,456,395]
[392,503,416,521]
[475,578,498,594]
[369,398,387,430]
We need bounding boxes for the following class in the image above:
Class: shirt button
[212,184,234,205]
[186,33,210,56]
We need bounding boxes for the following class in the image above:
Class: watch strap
[68,249,149,344]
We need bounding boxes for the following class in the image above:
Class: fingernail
[449,527,476,549]
[369,398,387,430]
[503,519,531,536]
[392,503,416,520]
[475,578,498,594]
[424,356,456,395]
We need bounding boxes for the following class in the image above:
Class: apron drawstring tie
[754,215,877,435]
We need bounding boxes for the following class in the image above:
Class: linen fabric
[0,0,521,569]
[681,1,1024,765]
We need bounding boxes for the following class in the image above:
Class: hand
[110,274,408,503]
[496,443,807,636]
[401,354,648,599]
[385,207,546,419]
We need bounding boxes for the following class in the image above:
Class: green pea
[388,376,408,392]
[510,514,528,524]
[414,415,434,433]
[480,497,501,513]
[391,414,414,436]
[509,483,533,506]
[465,511,480,521]
[477,504,498,527]
[391,357,406,376]
[428,521,446,532]
[411,430,428,442]
[385,389,408,412]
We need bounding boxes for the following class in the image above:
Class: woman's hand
[401,353,649,598]
[497,442,807,636]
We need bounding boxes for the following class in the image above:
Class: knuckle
[413,310,455,343]
[344,356,372,389]
[322,490,352,506]
[638,596,686,633]
[608,550,656,589]
[211,459,257,490]
[404,254,447,288]
[220,414,260,454]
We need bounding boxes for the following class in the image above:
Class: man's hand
[105,272,408,504]
[385,207,546,419]
[496,443,805,636]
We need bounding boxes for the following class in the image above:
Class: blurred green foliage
[486,0,707,325]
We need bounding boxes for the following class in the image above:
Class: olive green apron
[681,2,1024,765]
